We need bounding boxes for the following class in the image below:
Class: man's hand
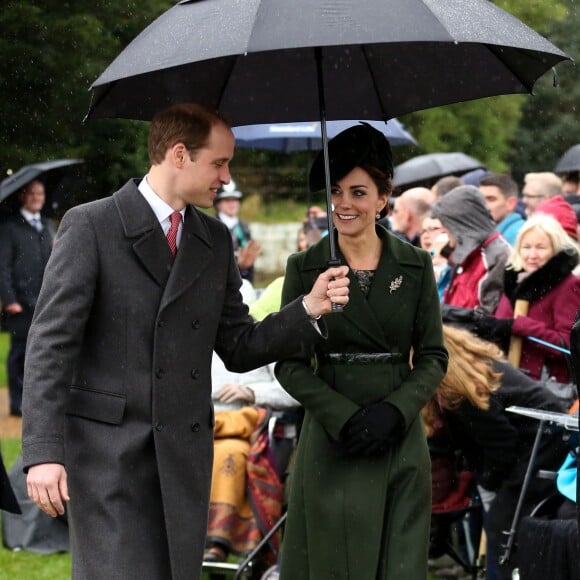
[303,266,349,317]
[4,302,23,315]
[27,463,69,517]
[237,240,261,270]
[214,383,255,405]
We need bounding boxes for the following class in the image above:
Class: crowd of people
[0,106,578,580]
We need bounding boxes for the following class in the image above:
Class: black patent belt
[318,353,405,365]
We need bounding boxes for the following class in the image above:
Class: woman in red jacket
[475,214,580,382]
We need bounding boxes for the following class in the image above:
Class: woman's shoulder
[379,226,429,265]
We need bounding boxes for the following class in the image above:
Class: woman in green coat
[275,124,448,580]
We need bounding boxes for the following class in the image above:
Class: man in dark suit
[22,103,349,580]
[0,180,54,416]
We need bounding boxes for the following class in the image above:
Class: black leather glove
[340,402,404,457]
[472,313,513,345]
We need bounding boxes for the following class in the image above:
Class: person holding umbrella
[22,102,350,580]
[0,179,54,416]
[275,124,448,579]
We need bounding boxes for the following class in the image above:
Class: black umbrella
[85,0,570,267]
[393,152,485,189]
[0,159,84,218]
[554,144,580,174]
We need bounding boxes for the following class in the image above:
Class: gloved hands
[339,401,404,457]
[472,313,513,345]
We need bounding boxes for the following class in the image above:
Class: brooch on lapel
[389,275,403,294]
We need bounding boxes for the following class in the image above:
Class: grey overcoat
[22,180,323,580]
[276,227,448,580]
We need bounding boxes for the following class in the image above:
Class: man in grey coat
[23,103,349,580]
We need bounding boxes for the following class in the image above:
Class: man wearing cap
[0,179,54,416]
[214,188,260,282]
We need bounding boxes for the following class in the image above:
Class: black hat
[308,122,394,192]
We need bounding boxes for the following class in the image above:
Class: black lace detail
[352,269,376,297]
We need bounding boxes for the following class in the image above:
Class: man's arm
[23,206,99,512]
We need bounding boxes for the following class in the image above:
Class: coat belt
[318,353,406,365]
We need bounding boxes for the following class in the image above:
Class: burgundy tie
[166,211,181,256]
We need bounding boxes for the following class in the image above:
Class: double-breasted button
[155,421,164,431]
[191,422,200,433]
[192,320,201,330]
[155,368,165,379]
[191,369,200,380]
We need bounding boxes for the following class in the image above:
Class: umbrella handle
[507,299,529,366]
[327,258,344,313]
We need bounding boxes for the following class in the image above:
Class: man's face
[216,198,240,217]
[522,180,547,216]
[480,185,515,223]
[178,123,235,208]
[21,181,46,213]
[562,179,579,195]
[390,197,409,235]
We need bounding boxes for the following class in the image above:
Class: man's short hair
[432,175,464,198]
[524,172,562,199]
[479,173,518,199]
[148,103,230,165]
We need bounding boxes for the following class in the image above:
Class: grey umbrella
[85,0,570,267]
[0,159,84,217]
[554,144,580,174]
[393,152,485,189]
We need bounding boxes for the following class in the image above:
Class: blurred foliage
[507,0,579,183]
[0,0,574,213]
[0,1,172,212]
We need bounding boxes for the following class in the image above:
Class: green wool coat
[275,226,448,580]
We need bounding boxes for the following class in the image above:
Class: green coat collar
[298,226,426,351]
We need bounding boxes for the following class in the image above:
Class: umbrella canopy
[393,152,485,189]
[233,119,417,152]
[86,0,570,124]
[554,144,580,174]
[0,159,84,217]
[85,0,570,266]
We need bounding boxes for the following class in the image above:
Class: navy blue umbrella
[233,119,417,152]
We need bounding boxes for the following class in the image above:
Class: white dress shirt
[138,177,185,248]
[21,208,43,232]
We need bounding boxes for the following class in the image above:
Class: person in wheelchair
[204,352,300,564]
[424,325,569,580]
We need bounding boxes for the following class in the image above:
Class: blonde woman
[426,325,568,580]
[473,214,580,382]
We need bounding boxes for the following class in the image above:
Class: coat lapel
[114,180,173,288]
[160,205,214,311]
[301,230,389,350]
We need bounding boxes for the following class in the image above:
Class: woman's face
[519,228,555,272]
[420,217,445,251]
[331,167,387,240]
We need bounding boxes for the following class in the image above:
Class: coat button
[191,369,200,380]
[191,422,200,432]
[192,320,200,330]
[155,421,164,431]
[155,368,165,379]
